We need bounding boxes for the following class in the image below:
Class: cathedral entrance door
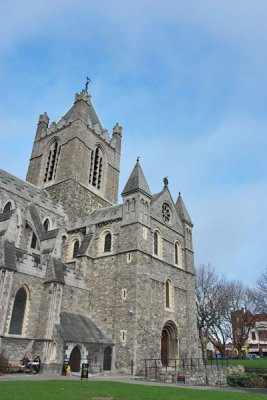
[161,329,168,366]
[103,346,112,370]
[69,346,81,372]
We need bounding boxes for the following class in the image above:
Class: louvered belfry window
[89,146,103,190]
[44,141,61,183]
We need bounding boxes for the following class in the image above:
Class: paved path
[1,372,267,395]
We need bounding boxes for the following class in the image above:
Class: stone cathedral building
[0,88,198,374]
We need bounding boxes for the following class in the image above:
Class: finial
[137,156,140,163]
[85,76,91,92]
[163,177,168,187]
[179,191,181,196]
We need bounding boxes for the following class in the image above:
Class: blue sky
[1,0,267,285]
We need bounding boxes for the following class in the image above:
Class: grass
[226,358,267,368]
[0,381,266,400]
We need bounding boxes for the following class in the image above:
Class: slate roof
[82,204,122,227]
[2,240,17,271]
[121,161,151,197]
[0,169,65,215]
[28,203,59,241]
[62,90,104,129]
[44,257,66,284]
[0,210,14,222]
[175,193,193,225]
[56,312,113,344]
[76,234,93,256]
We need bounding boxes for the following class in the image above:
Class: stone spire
[62,90,104,128]
[175,192,193,225]
[121,159,151,197]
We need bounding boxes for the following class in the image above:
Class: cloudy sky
[1,0,266,285]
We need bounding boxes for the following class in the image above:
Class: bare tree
[255,267,267,312]
[196,265,231,359]
[228,282,257,358]
[196,265,258,360]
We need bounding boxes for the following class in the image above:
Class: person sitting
[21,353,34,374]
[32,356,41,373]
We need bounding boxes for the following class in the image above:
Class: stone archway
[69,345,81,372]
[161,321,178,366]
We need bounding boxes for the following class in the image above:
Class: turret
[121,159,151,226]
[35,112,49,142]
[175,192,194,273]
[112,123,122,154]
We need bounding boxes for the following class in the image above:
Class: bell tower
[26,88,122,223]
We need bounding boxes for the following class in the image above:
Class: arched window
[44,140,61,183]
[30,231,39,251]
[104,233,112,253]
[165,279,173,309]
[9,287,28,335]
[73,239,80,258]
[154,231,159,255]
[3,201,12,213]
[43,218,50,232]
[175,241,182,266]
[89,146,103,190]
[153,229,162,257]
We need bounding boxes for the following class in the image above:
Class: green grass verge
[227,358,267,368]
[0,381,266,400]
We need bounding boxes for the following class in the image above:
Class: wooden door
[103,346,112,371]
[69,346,81,372]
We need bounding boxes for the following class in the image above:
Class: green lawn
[227,358,267,368]
[0,381,266,400]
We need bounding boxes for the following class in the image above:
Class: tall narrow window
[175,241,182,266]
[3,202,12,213]
[9,287,28,335]
[73,240,80,258]
[165,279,173,309]
[166,280,170,308]
[104,233,112,252]
[44,141,61,183]
[43,218,50,232]
[154,231,158,255]
[89,146,103,189]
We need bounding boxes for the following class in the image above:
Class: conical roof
[175,192,193,225]
[121,160,151,197]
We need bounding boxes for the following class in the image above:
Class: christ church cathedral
[0,87,198,374]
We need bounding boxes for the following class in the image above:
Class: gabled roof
[121,160,151,197]
[56,312,113,344]
[175,193,193,225]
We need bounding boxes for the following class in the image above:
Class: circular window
[162,203,172,224]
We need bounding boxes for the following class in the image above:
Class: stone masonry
[0,88,199,375]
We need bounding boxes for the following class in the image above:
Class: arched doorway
[161,321,178,366]
[103,346,112,371]
[69,346,81,372]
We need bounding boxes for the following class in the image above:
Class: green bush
[227,372,267,388]
[227,373,251,387]
[249,374,267,388]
